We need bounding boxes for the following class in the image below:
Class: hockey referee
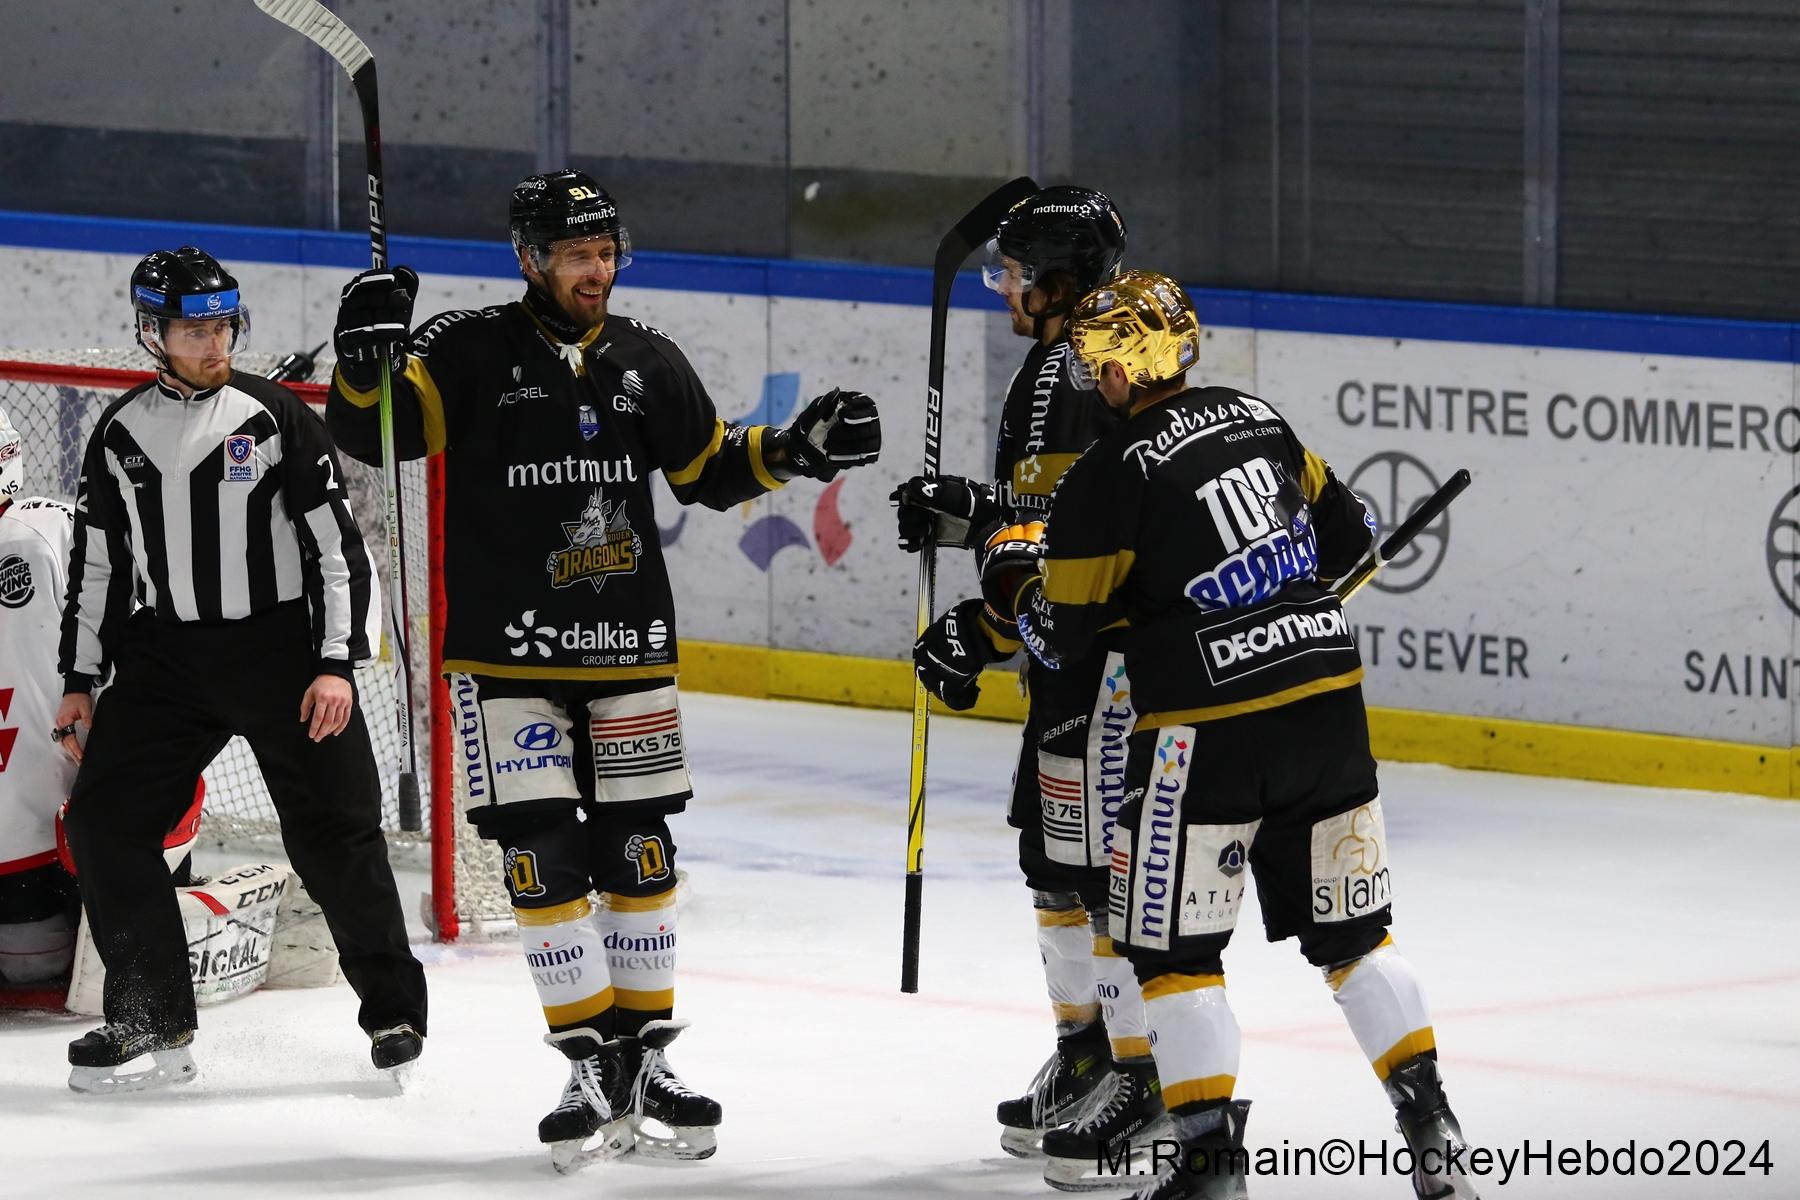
[51,246,427,1092]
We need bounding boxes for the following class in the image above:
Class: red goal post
[0,355,508,941]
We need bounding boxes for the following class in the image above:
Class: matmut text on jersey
[326,302,786,681]
[1027,385,1378,730]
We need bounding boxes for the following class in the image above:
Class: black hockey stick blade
[1334,468,1472,601]
[903,175,1039,995]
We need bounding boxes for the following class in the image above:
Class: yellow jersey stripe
[442,659,679,682]
[333,358,449,455]
[1163,1075,1237,1108]
[667,418,726,486]
[1136,668,1364,729]
[1301,447,1329,502]
[606,887,677,913]
[1042,550,1137,607]
[747,424,785,492]
[542,986,615,1026]
[614,986,676,1012]
[514,896,593,927]
[1372,1027,1437,1082]
[1141,972,1226,1001]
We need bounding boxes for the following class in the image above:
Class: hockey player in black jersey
[326,169,880,1171]
[975,271,1478,1199]
[891,187,1165,1187]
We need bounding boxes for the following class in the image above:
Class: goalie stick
[1334,468,1472,601]
[254,0,420,830]
[902,176,1039,994]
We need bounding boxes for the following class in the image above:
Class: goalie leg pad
[265,875,343,990]
[65,862,294,1016]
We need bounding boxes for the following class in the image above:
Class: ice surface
[3,692,1797,1198]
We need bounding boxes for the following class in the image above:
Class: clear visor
[980,237,1037,295]
[141,309,251,364]
[526,230,633,277]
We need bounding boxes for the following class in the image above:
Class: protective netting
[0,350,512,938]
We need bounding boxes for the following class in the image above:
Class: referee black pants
[63,603,427,1040]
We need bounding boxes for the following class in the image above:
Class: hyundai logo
[513,722,561,751]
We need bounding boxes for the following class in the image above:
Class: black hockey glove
[333,266,418,387]
[977,521,1047,624]
[889,474,1006,553]
[781,388,882,481]
[914,597,1013,711]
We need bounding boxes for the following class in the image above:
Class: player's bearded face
[537,235,619,329]
[161,318,234,388]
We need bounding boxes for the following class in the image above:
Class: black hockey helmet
[509,168,633,271]
[130,246,250,365]
[983,186,1128,303]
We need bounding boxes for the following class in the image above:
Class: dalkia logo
[547,489,640,591]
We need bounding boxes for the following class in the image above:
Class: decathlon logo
[1344,452,1450,594]
[1766,485,1800,618]
[513,723,562,751]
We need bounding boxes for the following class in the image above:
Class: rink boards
[3,210,1798,797]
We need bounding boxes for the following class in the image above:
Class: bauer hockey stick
[1334,468,1472,602]
[903,176,1039,994]
[255,0,421,831]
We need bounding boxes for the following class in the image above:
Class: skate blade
[68,1047,198,1095]
[999,1126,1046,1158]
[548,1119,634,1174]
[1043,1128,1171,1192]
[378,1061,418,1095]
[630,1116,717,1161]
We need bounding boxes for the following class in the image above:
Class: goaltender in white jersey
[0,405,84,981]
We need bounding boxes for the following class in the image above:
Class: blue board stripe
[2,209,1792,362]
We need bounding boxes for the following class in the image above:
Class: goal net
[0,350,511,940]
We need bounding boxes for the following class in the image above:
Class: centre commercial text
[1333,380,1800,451]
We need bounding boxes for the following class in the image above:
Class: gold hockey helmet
[1066,269,1200,390]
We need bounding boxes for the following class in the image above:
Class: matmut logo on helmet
[1067,269,1201,393]
[509,167,633,269]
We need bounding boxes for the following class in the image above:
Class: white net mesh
[0,349,511,938]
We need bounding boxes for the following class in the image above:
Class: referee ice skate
[53,247,427,1092]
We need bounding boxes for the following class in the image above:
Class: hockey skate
[370,1024,422,1091]
[538,1027,633,1174]
[1385,1054,1480,1199]
[997,1021,1110,1157]
[1042,1059,1171,1191]
[620,1018,722,1160]
[1125,1101,1251,1200]
[67,1024,198,1094]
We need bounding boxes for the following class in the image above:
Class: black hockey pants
[63,603,427,1039]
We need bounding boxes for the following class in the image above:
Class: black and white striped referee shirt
[58,372,376,691]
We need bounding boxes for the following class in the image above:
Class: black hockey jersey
[326,298,782,680]
[1027,386,1376,730]
[992,338,1119,522]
